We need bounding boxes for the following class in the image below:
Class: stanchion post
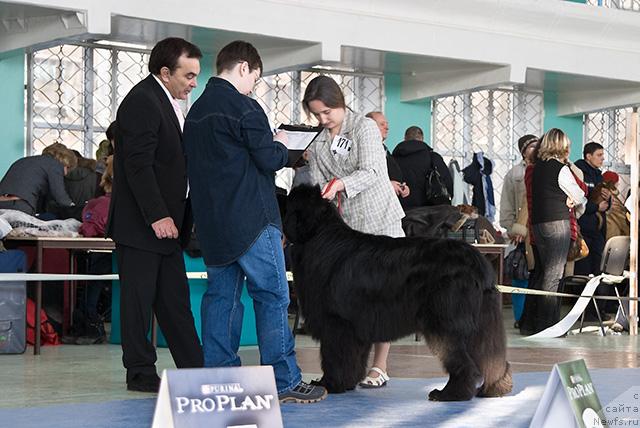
[35,241,43,355]
[630,109,638,336]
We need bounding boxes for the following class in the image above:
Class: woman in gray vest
[520,129,587,335]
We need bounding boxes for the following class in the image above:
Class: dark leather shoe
[127,373,161,393]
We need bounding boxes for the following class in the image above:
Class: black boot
[61,319,87,344]
[75,319,106,345]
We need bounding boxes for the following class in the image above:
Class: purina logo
[201,382,244,395]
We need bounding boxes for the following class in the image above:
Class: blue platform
[1,368,637,427]
[110,253,258,347]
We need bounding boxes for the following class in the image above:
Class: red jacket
[79,194,111,237]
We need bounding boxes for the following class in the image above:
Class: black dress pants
[116,244,203,382]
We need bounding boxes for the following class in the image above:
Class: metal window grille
[253,70,384,126]
[28,45,383,156]
[584,107,638,194]
[586,0,640,11]
[27,42,150,157]
[432,89,543,223]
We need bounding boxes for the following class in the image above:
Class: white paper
[280,130,319,150]
[525,273,626,339]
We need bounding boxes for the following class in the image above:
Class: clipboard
[277,124,323,167]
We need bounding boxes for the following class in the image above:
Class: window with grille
[584,107,638,195]
[586,0,640,11]
[27,46,383,157]
[27,42,150,157]
[432,89,543,224]
[253,70,384,127]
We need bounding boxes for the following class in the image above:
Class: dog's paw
[310,377,326,387]
[428,387,475,401]
[428,388,443,401]
[312,377,349,393]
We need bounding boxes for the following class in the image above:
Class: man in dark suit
[107,37,203,392]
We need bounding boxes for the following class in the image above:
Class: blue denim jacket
[184,77,288,266]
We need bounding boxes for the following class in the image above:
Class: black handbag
[505,243,529,280]
[425,168,451,206]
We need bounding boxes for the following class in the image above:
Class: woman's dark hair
[216,40,263,75]
[148,37,202,75]
[302,75,346,114]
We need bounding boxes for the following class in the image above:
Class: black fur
[284,184,512,401]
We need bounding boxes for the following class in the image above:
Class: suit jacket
[308,109,404,234]
[107,75,191,254]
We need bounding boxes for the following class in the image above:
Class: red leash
[322,178,342,214]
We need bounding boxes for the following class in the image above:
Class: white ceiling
[2,0,640,114]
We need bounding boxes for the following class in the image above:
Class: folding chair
[561,236,630,336]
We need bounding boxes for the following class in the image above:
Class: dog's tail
[474,287,513,398]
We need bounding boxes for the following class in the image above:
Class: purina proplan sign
[152,366,283,428]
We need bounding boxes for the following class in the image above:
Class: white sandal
[359,367,390,389]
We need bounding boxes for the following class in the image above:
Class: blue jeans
[202,225,301,393]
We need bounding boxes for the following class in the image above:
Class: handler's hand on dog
[322,179,345,200]
[152,217,179,239]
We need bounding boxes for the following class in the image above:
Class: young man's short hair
[148,37,202,75]
[583,141,604,158]
[216,41,263,75]
[404,126,424,141]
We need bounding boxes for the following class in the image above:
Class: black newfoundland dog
[283,184,512,401]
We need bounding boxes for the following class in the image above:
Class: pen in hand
[274,130,288,145]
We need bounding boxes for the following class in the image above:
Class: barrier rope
[0,271,637,302]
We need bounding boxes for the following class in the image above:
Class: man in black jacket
[392,126,453,210]
[107,38,203,392]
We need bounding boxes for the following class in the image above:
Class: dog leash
[322,177,342,214]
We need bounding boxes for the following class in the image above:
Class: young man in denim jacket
[183,40,326,404]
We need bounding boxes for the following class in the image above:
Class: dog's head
[284,184,340,244]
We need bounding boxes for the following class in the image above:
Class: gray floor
[1,308,638,410]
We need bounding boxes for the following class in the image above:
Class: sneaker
[278,381,327,404]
